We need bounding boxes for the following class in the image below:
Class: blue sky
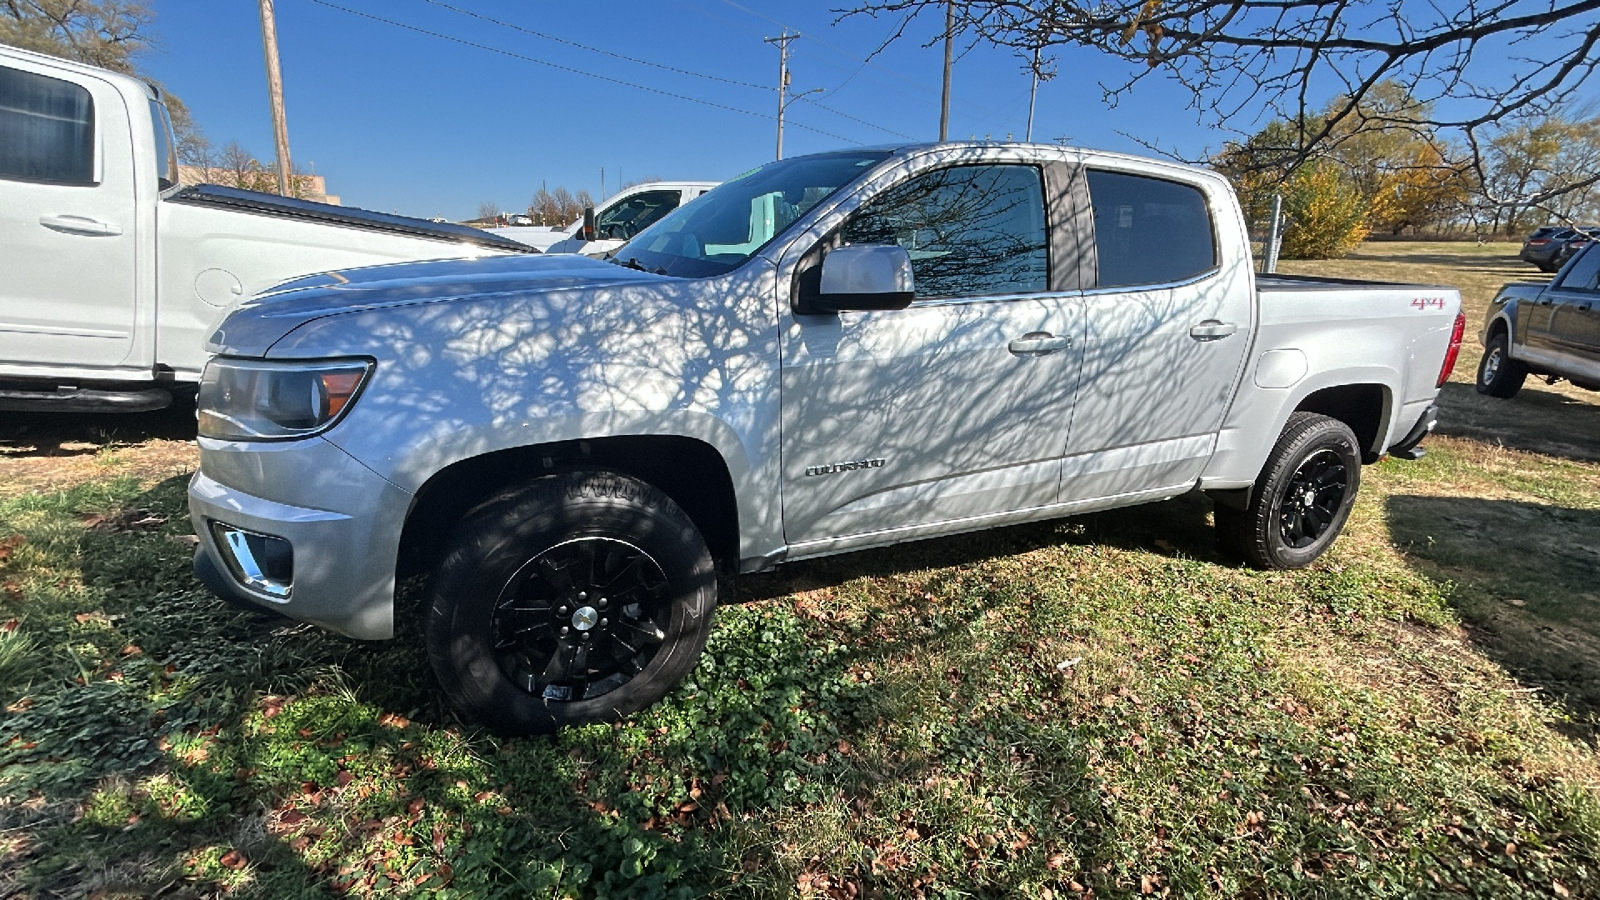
[138,0,1232,220]
[135,1,1595,221]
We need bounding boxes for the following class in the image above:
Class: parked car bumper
[187,436,412,640]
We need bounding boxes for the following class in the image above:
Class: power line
[422,0,913,142]
[795,95,916,140]
[717,0,1003,121]
[418,0,769,92]
[303,0,862,144]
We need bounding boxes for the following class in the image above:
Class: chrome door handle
[40,215,123,236]
[1190,320,1238,341]
[1008,332,1072,356]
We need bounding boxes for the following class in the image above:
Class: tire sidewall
[1257,419,1361,569]
[1477,333,1507,394]
[427,472,716,734]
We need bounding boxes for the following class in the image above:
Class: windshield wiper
[610,256,669,276]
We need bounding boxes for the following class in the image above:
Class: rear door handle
[40,215,123,237]
[1580,302,1594,311]
[1190,320,1238,341]
[1008,332,1072,356]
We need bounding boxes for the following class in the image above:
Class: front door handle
[1008,332,1072,356]
[1190,320,1238,341]
[40,215,123,237]
[1579,302,1594,311]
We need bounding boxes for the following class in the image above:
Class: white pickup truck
[188,143,1465,734]
[0,44,527,413]
[488,181,718,256]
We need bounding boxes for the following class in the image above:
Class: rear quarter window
[1556,247,1600,292]
[1087,169,1216,289]
[0,65,95,185]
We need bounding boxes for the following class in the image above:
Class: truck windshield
[149,99,178,191]
[612,150,890,277]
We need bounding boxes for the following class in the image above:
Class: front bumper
[187,436,413,640]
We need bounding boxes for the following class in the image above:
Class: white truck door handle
[40,215,123,237]
[1008,332,1072,356]
[1190,320,1238,341]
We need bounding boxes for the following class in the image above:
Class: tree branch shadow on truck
[1385,493,1600,745]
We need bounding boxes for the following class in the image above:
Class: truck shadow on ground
[1434,380,1600,464]
[737,491,1223,605]
[0,402,195,457]
[1386,493,1600,742]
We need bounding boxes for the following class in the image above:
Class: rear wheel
[1476,331,1527,398]
[1216,412,1361,570]
[425,470,717,735]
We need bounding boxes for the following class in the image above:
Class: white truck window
[0,65,95,185]
[1087,169,1217,289]
[595,189,680,241]
[840,164,1048,300]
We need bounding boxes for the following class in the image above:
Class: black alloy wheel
[1276,449,1349,549]
[491,536,670,703]
[1214,412,1362,570]
[426,470,717,735]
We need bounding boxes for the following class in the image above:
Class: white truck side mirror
[802,244,915,314]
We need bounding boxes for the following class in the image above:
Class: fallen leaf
[220,850,247,870]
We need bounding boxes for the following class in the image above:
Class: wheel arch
[398,434,741,583]
[1292,382,1390,463]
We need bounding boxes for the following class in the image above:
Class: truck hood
[208,254,675,355]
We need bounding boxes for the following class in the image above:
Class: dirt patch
[0,405,198,497]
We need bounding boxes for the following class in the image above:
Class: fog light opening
[211,523,294,600]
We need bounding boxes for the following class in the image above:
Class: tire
[425,470,717,735]
[1216,412,1362,570]
[1476,331,1527,398]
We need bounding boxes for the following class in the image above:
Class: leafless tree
[846,0,1600,210]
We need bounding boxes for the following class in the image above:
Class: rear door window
[839,163,1048,299]
[1558,247,1600,292]
[1086,170,1216,289]
[0,65,95,185]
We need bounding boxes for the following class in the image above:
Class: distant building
[177,165,341,206]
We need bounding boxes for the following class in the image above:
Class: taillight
[1437,311,1466,387]
[1528,239,1550,245]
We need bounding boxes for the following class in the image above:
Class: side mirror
[580,206,597,242]
[799,244,915,314]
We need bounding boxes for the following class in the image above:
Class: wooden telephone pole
[258,0,293,196]
[939,0,952,141]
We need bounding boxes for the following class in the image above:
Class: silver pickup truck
[189,143,1465,734]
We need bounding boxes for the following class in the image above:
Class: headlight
[197,358,374,441]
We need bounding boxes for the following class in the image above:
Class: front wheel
[425,470,717,735]
[1215,412,1362,570]
[1476,331,1527,398]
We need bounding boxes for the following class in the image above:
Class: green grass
[2,242,1598,898]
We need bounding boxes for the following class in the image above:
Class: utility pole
[1026,47,1039,142]
[765,32,820,160]
[766,31,797,159]
[939,0,953,141]
[257,0,292,196]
